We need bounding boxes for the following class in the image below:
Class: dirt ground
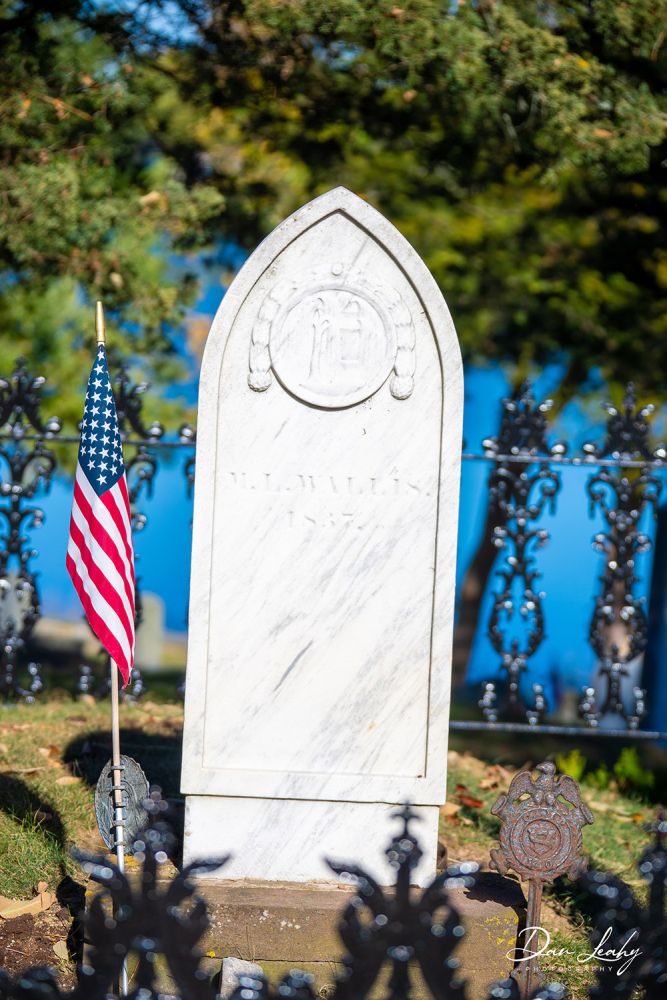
[0,908,78,988]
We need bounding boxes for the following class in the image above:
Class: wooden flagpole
[96,302,129,997]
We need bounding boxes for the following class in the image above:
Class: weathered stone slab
[194,876,523,1000]
[181,187,463,884]
[84,865,523,999]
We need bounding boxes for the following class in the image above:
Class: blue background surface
[29,256,667,720]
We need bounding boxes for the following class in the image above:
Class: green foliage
[584,763,612,791]
[154,0,667,396]
[613,746,655,796]
[0,2,224,415]
[1,0,667,411]
[555,748,587,782]
[556,746,656,797]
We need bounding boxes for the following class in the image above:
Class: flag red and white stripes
[66,344,135,685]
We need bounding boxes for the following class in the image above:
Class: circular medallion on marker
[95,754,150,853]
[269,284,396,408]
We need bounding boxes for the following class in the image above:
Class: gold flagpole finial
[95,300,106,346]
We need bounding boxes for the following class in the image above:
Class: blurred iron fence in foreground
[0,793,664,999]
[0,359,665,740]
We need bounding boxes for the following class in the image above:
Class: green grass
[0,808,68,899]
[0,700,663,1000]
[0,698,183,897]
[444,749,658,887]
[443,748,663,998]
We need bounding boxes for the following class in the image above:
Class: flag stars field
[66,339,136,686]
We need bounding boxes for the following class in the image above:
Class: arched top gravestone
[181,187,463,885]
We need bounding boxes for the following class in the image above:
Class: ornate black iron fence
[0,791,663,999]
[454,383,667,741]
[0,360,665,739]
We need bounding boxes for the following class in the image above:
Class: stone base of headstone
[183,797,440,886]
[192,872,525,1000]
[83,868,523,999]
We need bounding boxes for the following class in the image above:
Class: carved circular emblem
[248,264,416,407]
[268,285,396,408]
[499,804,579,881]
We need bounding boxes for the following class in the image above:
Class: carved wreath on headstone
[248,262,416,408]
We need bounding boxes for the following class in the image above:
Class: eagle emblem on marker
[490,761,594,882]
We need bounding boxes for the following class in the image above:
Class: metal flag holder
[110,660,129,995]
[94,699,150,997]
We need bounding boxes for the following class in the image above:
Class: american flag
[66,343,135,685]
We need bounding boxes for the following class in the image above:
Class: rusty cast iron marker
[490,761,594,997]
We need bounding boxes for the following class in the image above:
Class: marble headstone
[181,187,463,887]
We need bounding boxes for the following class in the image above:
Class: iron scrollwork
[177,422,196,699]
[0,360,62,701]
[5,793,665,998]
[479,382,565,726]
[580,385,665,730]
[179,422,196,499]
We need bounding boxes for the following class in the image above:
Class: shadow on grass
[62,727,184,856]
[63,727,182,796]
[0,774,66,848]
[0,775,86,961]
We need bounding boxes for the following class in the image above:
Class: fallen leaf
[479,764,513,790]
[38,746,62,768]
[53,940,69,961]
[455,784,484,809]
[0,743,8,754]
[65,715,86,724]
[56,775,80,786]
[441,801,461,819]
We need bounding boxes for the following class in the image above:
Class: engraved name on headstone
[181,187,463,886]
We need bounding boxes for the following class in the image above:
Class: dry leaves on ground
[454,783,484,810]
[478,763,514,790]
